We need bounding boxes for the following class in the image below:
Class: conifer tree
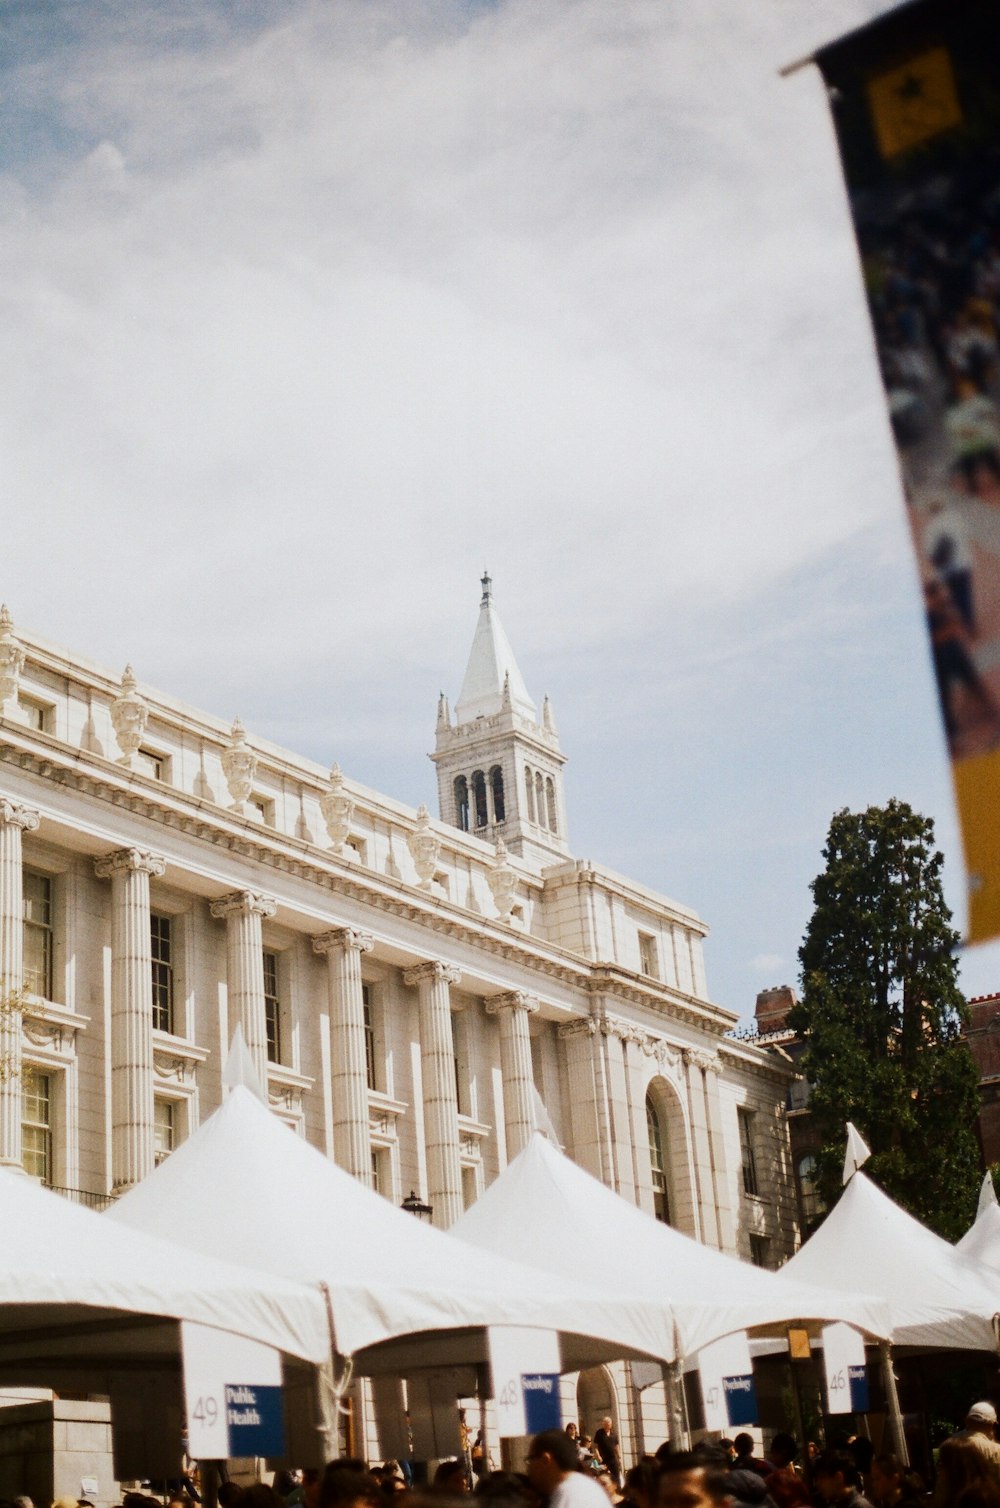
[788,799,980,1239]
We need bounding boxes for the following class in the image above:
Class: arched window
[471,770,488,829]
[490,765,506,824]
[524,767,536,824]
[545,776,557,834]
[535,771,546,830]
[646,1094,671,1224]
[454,775,469,832]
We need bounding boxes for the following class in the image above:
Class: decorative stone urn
[487,836,518,922]
[407,804,440,892]
[221,717,256,814]
[320,764,355,856]
[110,665,148,767]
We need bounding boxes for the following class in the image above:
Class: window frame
[150,912,174,1035]
[22,867,54,1001]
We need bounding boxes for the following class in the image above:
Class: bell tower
[432,573,569,866]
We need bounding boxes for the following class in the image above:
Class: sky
[4,0,995,1024]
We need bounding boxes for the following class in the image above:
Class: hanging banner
[182,1322,284,1459]
[822,1324,870,1415]
[811,0,1000,942]
[698,1331,758,1431]
[487,1327,561,1438]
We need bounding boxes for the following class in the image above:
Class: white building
[0,580,797,1458]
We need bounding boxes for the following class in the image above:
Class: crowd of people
[6,1399,1000,1508]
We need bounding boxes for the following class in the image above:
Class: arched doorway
[576,1364,617,1437]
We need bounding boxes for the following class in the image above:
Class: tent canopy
[957,1176,1000,1269]
[451,1132,889,1358]
[784,1170,1000,1351]
[109,1087,678,1370]
[0,1162,330,1389]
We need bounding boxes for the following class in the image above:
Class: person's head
[767,1435,798,1471]
[566,1424,579,1440]
[870,1454,905,1506]
[473,1472,536,1508]
[718,1443,736,1465]
[432,1463,468,1496]
[526,1430,582,1495]
[623,1462,658,1508]
[300,1473,322,1508]
[813,1451,861,1504]
[733,1436,755,1460]
[319,1466,383,1508]
[656,1452,730,1508]
[967,1403,998,1439]
[218,1487,244,1508]
[600,1418,613,1434]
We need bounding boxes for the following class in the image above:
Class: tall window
[797,1154,824,1226]
[638,931,659,979]
[363,983,377,1092]
[263,950,281,1064]
[471,771,488,829]
[154,1097,175,1165]
[646,1094,671,1224]
[23,869,53,999]
[545,776,557,833]
[738,1108,759,1197]
[490,766,506,824]
[535,772,545,830]
[454,775,470,832]
[524,767,536,824]
[749,1234,770,1268]
[150,913,174,1034]
[22,1074,52,1183]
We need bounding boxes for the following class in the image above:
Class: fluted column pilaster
[210,890,277,1090]
[0,800,40,1167]
[94,846,165,1192]
[313,928,374,1183]
[403,960,463,1227]
[485,990,539,1159]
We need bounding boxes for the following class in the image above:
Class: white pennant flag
[223,1023,267,1103]
[978,1171,998,1218]
[842,1122,871,1185]
[530,1086,560,1143]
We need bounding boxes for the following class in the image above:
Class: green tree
[788,799,981,1240]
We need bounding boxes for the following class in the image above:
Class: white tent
[108,1086,679,1372]
[783,1169,1000,1350]
[0,1161,330,1390]
[450,1131,890,1358]
[956,1174,1000,1269]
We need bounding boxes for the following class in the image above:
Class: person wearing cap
[957,1402,1000,1466]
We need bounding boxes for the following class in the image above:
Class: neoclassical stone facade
[0,584,798,1457]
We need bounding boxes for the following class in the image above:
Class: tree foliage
[788,800,981,1240]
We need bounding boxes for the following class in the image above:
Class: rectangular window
[150,913,174,1034]
[749,1234,770,1268]
[154,1098,175,1165]
[363,984,377,1092]
[638,931,659,979]
[22,1074,52,1183]
[135,747,166,782]
[249,794,274,826]
[462,1164,479,1211]
[739,1108,759,1197]
[22,869,53,1000]
[263,950,281,1064]
[20,696,52,733]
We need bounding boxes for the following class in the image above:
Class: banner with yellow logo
[813,0,1000,942]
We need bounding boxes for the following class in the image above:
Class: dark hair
[319,1469,382,1508]
[530,1430,583,1474]
[733,1436,755,1457]
[433,1463,467,1490]
[656,1455,730,1508]
[769,1435,798,1466]
[814,1452,860,1488]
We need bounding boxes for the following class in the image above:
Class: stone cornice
[718,1039,798,1087]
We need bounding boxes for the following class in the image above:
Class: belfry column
[485,990,539,1159]
[312,928,374,1183]
[94,847,165,1192]
[403,960,463,1227]
[0,799,40,1168]
[210,890,277,1089]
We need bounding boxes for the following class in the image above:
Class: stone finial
[110,664,148,767]
[407,803,440,892]
[436,692,451,732]
[0,605,26,720]
[542,694,557,735]
[320,763,354,856]
[487,835,518,922]
[501,670,512,712]
[221,717,256,814]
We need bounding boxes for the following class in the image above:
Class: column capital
[94,847,166,881]
[403,960,461,989]
[684,1047,719,1075]
[484,990,539,1017]
[312,927,374,957]
[210,889,277,921]
[558,1015,598,1040]
[0,799,39,834]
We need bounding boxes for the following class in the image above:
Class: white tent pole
[878,1340,908,1465]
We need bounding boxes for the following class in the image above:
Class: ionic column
[403,960,463,1227]
[558,1016,607,1182]
[0,799,40,1168]
[94,846,166,1192]
[485,990,539,1159]
[312,928,374,1183]
[702,1057,737,1254]
[682,1049,721,1249]
[210,890,277,1090]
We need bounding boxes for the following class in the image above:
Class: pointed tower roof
[455,572,536,724]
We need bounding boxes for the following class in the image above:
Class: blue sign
[225,1383,285,1456]
[522,1374,561,1434]
[724,1373,758,1427]
[848,1365,869,1414]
